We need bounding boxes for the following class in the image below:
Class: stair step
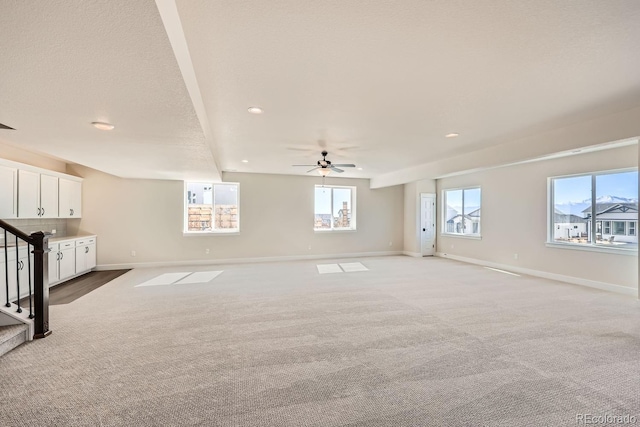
[0,324,28,358]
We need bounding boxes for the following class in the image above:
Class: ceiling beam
[155,0,221,181]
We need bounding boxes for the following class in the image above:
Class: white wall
[403,179,436,255]
[0,141,67,173]
[373,105,640,188]
[69,166,404,267]
[436,144,638,290]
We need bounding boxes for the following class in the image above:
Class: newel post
[32,231,51,339]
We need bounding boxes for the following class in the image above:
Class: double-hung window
[549,169,637,251]
[185,182,239,233]
[443,187,481,237]
[314,185,356,231]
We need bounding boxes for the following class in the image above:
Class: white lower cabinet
[48,243,59,284]
[75,238,96,274]
[59,242,76,282]
[48,236,96,287]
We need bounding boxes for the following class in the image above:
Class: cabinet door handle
[41,207,45,216]
[57,252,60,261]
[85,247,89,254]
[60,252,63,260]
[37,207,41,216]
[70,208,74,216]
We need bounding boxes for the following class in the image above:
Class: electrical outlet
[389,241,393,246]
[205,248,210,254]
[131,250,136,257]
[514,253,519,260]
[450,244,454,249]
[308,245,311,250]
[51,229,57,234]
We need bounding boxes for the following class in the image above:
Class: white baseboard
[96,250,404,271]
[436,252,638,297]
[402,251,423,258]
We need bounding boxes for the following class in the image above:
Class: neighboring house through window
[549,169,638,250]
[185,182,239,233]
[314,185,356,231]
[443,187,481,237]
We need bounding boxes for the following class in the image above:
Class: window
[185,182,239,233]
[612,221,626,235]
[443,187,481,236]
[314,185,356,231]
[549,169,637,250]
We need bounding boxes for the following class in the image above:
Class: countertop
[49,233,96,244]
[0,233,96,249]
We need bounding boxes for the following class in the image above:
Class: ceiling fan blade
[330,166,344,173]
[292,164,318,167]
[0,122,15,130]
[331,164,355,167]
[306,167,320,173]
[287,147,315,152]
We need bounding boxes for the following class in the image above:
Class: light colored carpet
[0,256,639,426]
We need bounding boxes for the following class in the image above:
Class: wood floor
[17,270,130,307]
[49,270,130,305]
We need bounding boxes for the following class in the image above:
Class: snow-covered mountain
[555,195,638,215]
[587,195,638,204]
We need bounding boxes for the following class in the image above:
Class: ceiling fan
[293,150,355,176]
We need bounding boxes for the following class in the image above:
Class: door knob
[422,228,426,232]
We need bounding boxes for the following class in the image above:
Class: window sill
[314,229,357,234]
[545,242,638,256]
[441,233,482,240]
[183,231,240,237]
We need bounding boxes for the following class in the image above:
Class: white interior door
[420,193,436,256]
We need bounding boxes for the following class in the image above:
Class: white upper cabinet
[40,174,59,218]
[17,170,40,218]
[0,158,80,219]
[17,170,59,218]
[0,166,17,219]
[59,178,82,218]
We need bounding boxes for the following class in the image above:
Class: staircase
[0,219,51,358]
[0,324,29,357]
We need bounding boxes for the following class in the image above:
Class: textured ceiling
[0,0,218,180]
[1,0,639,182]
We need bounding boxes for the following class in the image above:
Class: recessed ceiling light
[91,121,114,131]
[445,133,459,138]
[247,107,263,114]
[357,167,363,171]
[241,159,249,163]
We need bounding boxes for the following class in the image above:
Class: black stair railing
[0,219,51,339]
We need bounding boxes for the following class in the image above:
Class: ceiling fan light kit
[292,150,356,177]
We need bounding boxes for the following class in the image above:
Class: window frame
[313,185,357,232]
[183,181,240,235]
[612,221,626,236]
[441,186,482,239]
[547,168,637,254]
